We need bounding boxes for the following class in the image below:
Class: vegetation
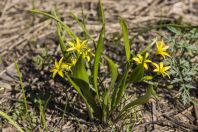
[0,0,197,131]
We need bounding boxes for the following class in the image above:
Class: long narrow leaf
[73,55,89,83]
[0,111,24,132]
[129,63,144,83]
[30,9,76,39]
[102,89,109,123]
[72,56,101,117]
[93,25,105,97]
[104,55,118,90]
[111,64,130,110]
[119,17,130,62]
[116,87,155,120]
[65,73,93,118]
[139,38,157,55]
[114,64,129,108]
[56,23,68,59]
[99,0,105,24]
[14,60,28,114]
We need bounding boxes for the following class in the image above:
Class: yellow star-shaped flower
[152,62,171,78]
[83,49,95,62]
[50,57,71,78]
[155,40,170,58]
[70,58,77,66]
[67,37,88,54]
[132,52,152,69]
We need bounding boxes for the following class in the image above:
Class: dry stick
[175,106,194,123]
[151,100,157,131]
[164,115,198,131]
[0,0,11,17]
[194,98,198,125]
[140,0,161,16]
[18,30,54,49]
[0,19,27,29]
[0,20,51,56]
[131,0,155,16]
[3,20,50,49]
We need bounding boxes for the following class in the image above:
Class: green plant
[33,48,50,69]
[164,27,198,104]
[30,0,171,124]
[0,110,24,132]
[39,100,48,132]
[14,60,28,114]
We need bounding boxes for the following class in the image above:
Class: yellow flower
[50,57,70,78]
[83,49,95,62]
[155,40,170,58]
[70,58,77,66]
[67,37,88,54]
[152,62,171,78]
[132,52,152,69]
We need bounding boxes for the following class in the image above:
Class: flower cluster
[132,40,171,78]
[50,37,94,78]
[67,37,94,61]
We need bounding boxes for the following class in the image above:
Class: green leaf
[139,38,157,55]
[0,111,24,132]
[119,17,130,62]
[30,9,76,39]
[102,55,118,123]
[167,26,181,34]
[65,73,94,119]
[102,89,109,123]
[104,56,118,90]
[73,55,89,84]
[129,63,144,83]
[56,23,68,59]
[99,0,105,24]
[116,87,155,120]
[93,25,105,97]
[14,60,28,114]
[72,56,102,118]
[114,65,129,108]
[111,64,130,110]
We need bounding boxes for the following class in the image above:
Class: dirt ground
[0,0,198,131]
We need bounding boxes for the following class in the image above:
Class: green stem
[14,60,28,114]
[30,9,77,39]
[0,111,24,132]
[39,101,48,132]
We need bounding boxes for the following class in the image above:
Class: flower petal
[152,62,159,68]
[145,59,152,63]
[59,57,64,65]
[67,47,75,52]
[52,71,58,78]
[137,54,143,61]
[76,37,80,45]
[153,69,158,72]
[55,59,58,68]
[82,40,88,46]
[68,42,74,47]
[144,63,148,69]
[159,62,164,69]
[145,52,149,59]
[164,66,171,71]
[132,57,141,64]
[58,70,64,78]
